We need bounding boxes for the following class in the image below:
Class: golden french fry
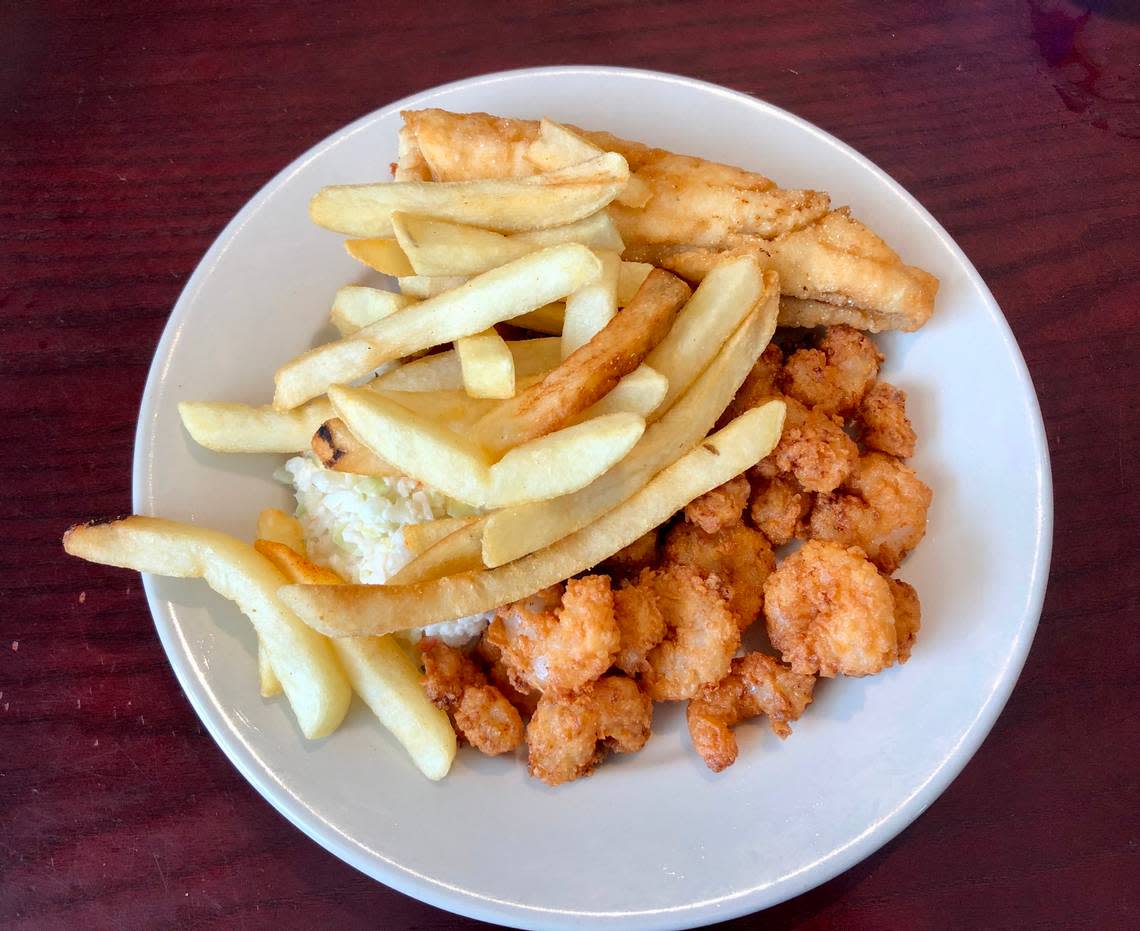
[387,517,487,585]
[396,275,469,298]
[473,268,690,456]
[309,153,630,237]
[344,239,414,276]
[256,540,456,781]
[393,213,533,276]
[274,244,600,409]
[401,516,478,558]
[561,250,620,358]
[577,365,667,421]
[254,509,307,697]
[376,387,501,430]
[485,412,645,508]
[526,119,650,209]
[329,385,491,505]
[374,338,560,392]
[63,516,351,739]
[644,256,768,415]
[312,418,400,476]
[331,287,416,336]
[481,289,777,567]
[279,402,785,635]
[179,398,333,454]
[455,329,515,399]
[617,261,654,306]
[509,211,624,251]
[511,303,565,335]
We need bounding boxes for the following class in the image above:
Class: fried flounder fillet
[398,109,938,331]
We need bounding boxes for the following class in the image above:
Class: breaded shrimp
[748,472,813,546]
[686,652,815,772]
[664,520,775,630]
[885,576,921,662]
[476,636,540,717]
[419,638,524,754]
[781,326,882,417]
[809,452,932,572]
[613,580,667,676]
[763,540,899,677]
[857,381,917,458]
[485,576,620,697]
[527,676,652,786]
[455,685,526,755]
[724,343,784,421]
[684,474,750,534]
[768,398,859,493]
[639,565,741,700]
[601,529,661,579]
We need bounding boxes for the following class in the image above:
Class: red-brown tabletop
[2,1,1138,928]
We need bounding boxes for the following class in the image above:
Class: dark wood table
[3,1,1137,927]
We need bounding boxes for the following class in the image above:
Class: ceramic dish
[133,67,1052,929]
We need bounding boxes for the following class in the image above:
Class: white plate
[133,67,1051,929]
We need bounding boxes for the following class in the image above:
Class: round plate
[133,67,1052,929]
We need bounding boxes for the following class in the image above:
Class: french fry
[256,540,456,781]
[617,261,654,306]
[401,516,478,558]
[509,211,623,251]
[526,119,651,209]
[473,268,690,456]
[279,402,785,635]
[644,256,768,415]
[376,388,501,430]
[179,398,333,454]
[63,516,351,739]
[331,287,416,336]
[485,412,645,508]
[274,244,601,409]
[455,329,515,399]
[344,239,414,277]
[561,250,620,358]
[577,365,667,421]
[481,291,777,566]
[309,152,630,237]
[312,418,400,476]
[388,517,487,585]
[373,337,560,392]
[254,508,307,698]
[393,213,533,277]
[510,303,565,335]
[397,275,468,298]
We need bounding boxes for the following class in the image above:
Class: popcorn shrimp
[687,652,815,772]
[684,474,750,534]
[781,325,882,416]
[748,472,813,546]
[857,381,917,458]
[763,540,899,677]
[886,576,921,662]
[613,579,667,676]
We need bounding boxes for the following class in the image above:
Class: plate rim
[132,65,1053,930]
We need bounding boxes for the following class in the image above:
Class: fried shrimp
[613,580,667,676]
[639,565,741,700]
[809,452,932,572]
[763,540,898,677]
[684,474,750,534]
[664,519,776,630]
[781,326,882,417]
[485,575,620,697]
[527,676,652,786]
[601,529,661,579]
[748,472,813,546]
[857,381,917,458]
[757,397,858,494]
[725,343,784,421]
[686,652,815,772]
[419,638,524,755]
[886,576,921,662]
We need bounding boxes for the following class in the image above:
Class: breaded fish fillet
[398,109,938,332]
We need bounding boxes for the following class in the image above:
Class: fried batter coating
[639,565,741,700]
[476,636,540,717]
[725,343,784,421]
[527,676,652,786]
[748,472,813,547]
[419,638,524,755]
[613,580,667,676]
[664,515,776,631]
[687,653,815,772]
[600,528,661,580]
[808,452,932,573]
[455,685,526,755]
[763,541,898,677]
[886,576,921,662]
[684,474,751,534]
[768,398,859,493]
[485,576,620,697]
[857,381,917,458]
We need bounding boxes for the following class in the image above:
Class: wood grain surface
[2,1,1137,928]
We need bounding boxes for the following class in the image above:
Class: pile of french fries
[63,119,787,780]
